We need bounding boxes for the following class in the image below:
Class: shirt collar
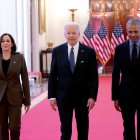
[129,39,140,48]
[67,42,79,52]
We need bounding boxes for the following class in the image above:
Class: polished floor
[29,78,48,99]
[21,76,124,140]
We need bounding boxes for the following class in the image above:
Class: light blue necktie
[70,47,75,73]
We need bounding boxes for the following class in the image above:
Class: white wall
[22,0,31,71]
[0,0,31,71]
[0,0,90,72]
[0,0,17,38]
[32,0,90,71]
[46,0,90,47]
[31,0,48,71]
[31,0,40,71]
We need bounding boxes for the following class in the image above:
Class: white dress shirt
[68,42,79,64]
[50,42,79,100]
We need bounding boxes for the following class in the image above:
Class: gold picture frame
[38,0,46,33]
[105,0,114,12]
[90,0,102,12]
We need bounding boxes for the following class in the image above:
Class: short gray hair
[64,22,80,33]
[126,18,140,31]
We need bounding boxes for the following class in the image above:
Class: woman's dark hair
[0,33,17,53]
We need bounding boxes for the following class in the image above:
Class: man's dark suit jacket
[48,42,98,104]
[0,53,30,106]
[112,40,140,101]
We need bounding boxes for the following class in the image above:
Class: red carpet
[21,76,123,140]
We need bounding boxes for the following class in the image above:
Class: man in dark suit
[112,18,140,140]
[48,22,98,140]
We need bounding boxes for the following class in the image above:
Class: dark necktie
[132,43,137,68]
[70,47,75,73]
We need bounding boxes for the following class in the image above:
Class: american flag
[82,21,97,52]
[95,20,111,65]
[110,20,125,55]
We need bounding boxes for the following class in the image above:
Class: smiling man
[112,18,140,140]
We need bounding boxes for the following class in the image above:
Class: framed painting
[89,0,115,12]
[90,0,102,12]
[38,0,46,33]
[105,0,114,12]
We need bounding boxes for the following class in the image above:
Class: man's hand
[87,98,95,111]
[50,99,57,111]
[114,100,121,112]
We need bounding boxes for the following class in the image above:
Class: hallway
[21,76,123,140]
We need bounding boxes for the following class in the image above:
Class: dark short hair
[0,33,17,53]
[126,18,140,32]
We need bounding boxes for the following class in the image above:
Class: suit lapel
[7,54,16,75]
[0,54,16,78]
[125,41,131,64]
[0,54,5,78]
[62,44,72,72]
[64,44,69,63]
[74,43,85,70]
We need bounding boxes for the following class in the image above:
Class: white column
[31,0,40,71]
[0,0,17,39]
[16,0,31,71]
[22,0,31,71]
[0,0,31,72]
[16,0,24,53]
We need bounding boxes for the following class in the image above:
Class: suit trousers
[120,97,140,140]
[58,98,89,140]
[0,94,22,140]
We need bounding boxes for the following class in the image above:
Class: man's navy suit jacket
[112,40,140,101]
[48,42,98,104]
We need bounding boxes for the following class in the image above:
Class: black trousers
[120,97,140,140]
[58,98,89,140]
[0,94,22,140]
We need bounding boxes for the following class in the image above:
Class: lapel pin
[81,61,84,63]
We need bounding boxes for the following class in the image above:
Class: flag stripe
[110,20,125,55]
[95,21,111,65]
[82,21,97,53]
